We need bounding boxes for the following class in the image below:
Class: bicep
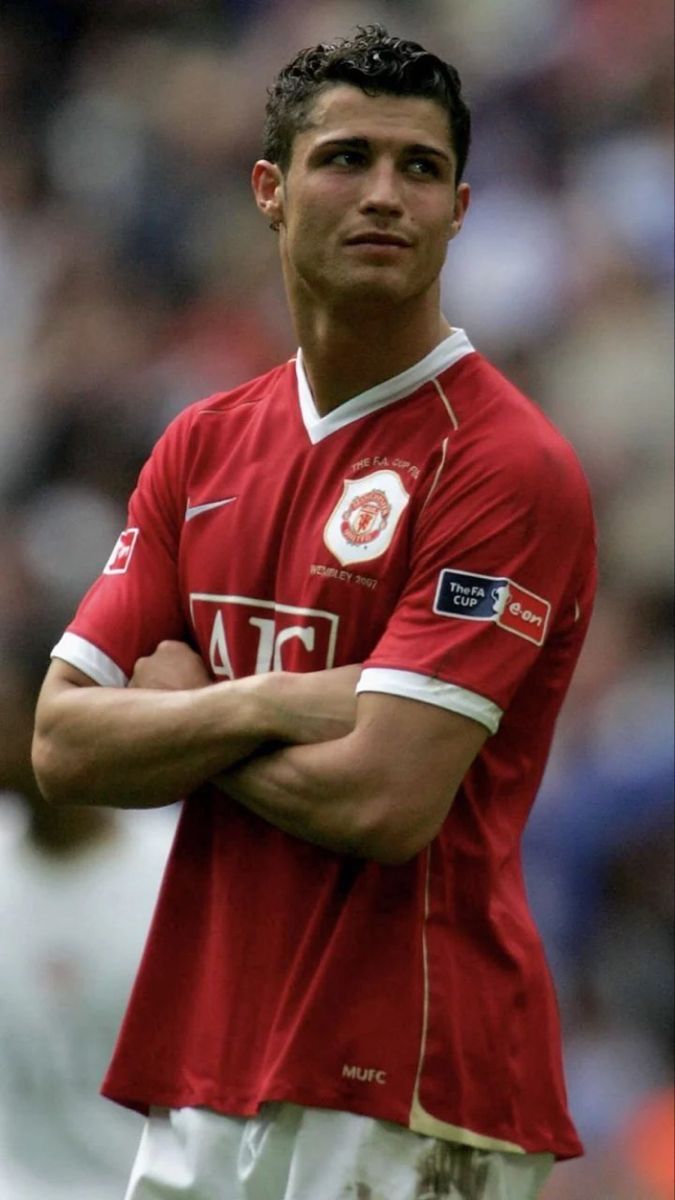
[44,658,101,691]
[342,689,489,861]
[34,658,100,734]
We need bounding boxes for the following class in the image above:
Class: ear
[252,159,285,230]
[448,181,471,241]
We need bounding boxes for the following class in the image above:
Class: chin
[331,269,419,307]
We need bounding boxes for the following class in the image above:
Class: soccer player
[32,26,597,1200]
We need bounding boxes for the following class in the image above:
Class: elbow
[347,772,459,865]
[31,732,61,804]
[351,796,440,867]
[31,731,81,806]
[366,842,420,867]
[363,832,431,867]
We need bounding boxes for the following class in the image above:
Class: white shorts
[124,1103,554,1200]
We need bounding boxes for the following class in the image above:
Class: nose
[358,159,404,219]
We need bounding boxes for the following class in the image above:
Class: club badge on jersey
[324,470,410,566]
[434,568,551,646]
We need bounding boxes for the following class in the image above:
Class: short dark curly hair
[263,25,471,182]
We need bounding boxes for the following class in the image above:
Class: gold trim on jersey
[409,848,527,1157]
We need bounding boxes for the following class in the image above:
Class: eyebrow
[314,136,452,163]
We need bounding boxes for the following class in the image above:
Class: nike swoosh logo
[184,497,237,521]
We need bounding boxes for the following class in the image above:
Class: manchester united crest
[324,470,410,566]
[341,488,391,546]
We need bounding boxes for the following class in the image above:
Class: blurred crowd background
[0,1,672,1197]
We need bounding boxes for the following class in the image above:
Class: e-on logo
[434,568,551,646]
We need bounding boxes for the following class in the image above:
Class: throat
[299,314,454,416]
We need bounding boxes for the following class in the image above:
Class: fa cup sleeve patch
[103,528,140,575]
[434,569,551,646]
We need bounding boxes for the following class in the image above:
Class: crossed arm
[32,642,487,864]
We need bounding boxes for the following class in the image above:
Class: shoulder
[443,351,594,516]
[189,359,293,423]
[156,360,293,448]
[138,361,294,498]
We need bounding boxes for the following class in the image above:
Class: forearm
[33,678,270,809]
[216,735,387,860]
[217,691,488,864]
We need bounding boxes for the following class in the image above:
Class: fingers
[129,641,211,690]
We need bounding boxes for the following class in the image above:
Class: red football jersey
[52,331,596,1159]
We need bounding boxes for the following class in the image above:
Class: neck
[292,288,453,416]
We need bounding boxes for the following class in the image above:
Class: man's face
[255,84,469,310]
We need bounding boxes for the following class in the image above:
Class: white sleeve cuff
[356,667,502,735]
[51,632,128,688]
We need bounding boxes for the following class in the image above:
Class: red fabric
[63,348,595,1158]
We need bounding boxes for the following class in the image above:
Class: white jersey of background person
[0,800,175,1200]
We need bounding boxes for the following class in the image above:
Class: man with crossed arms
[33,25,595,1200]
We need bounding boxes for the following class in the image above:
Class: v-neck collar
[295,328,475,445]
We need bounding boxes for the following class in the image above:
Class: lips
[345,232,411,247]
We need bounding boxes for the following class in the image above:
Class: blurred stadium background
[0,2,672,1197]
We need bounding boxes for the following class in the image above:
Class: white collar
[295,328,475,444]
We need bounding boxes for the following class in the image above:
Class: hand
[211,664,360,799]
[129,641,211,691]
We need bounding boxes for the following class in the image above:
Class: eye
[407,158,440,178]
[326,149,367,168]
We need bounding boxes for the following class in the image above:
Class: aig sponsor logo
[434,569,551,646]
[190,593,340,677]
